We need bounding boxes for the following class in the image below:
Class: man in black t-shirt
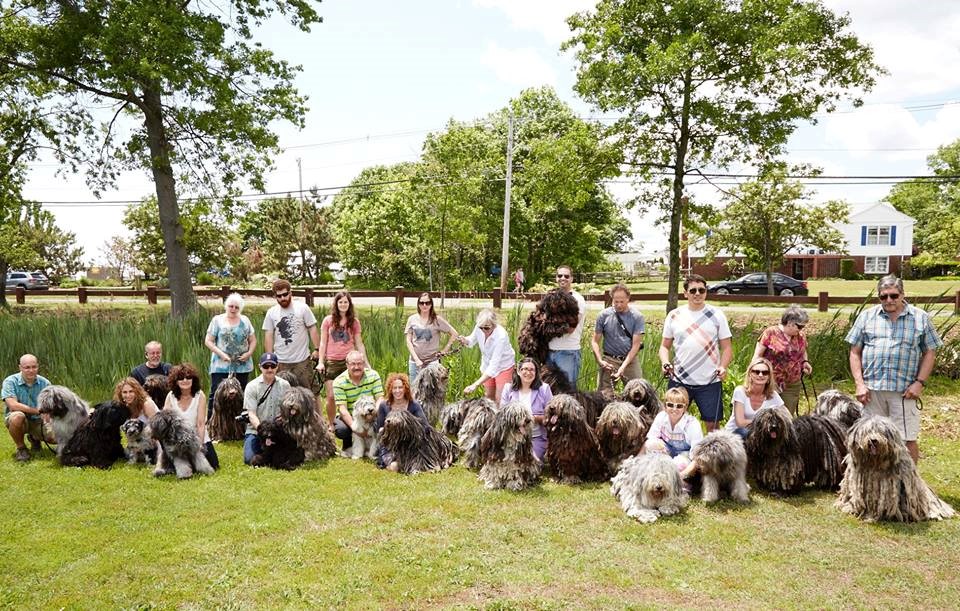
[130,341,172,385]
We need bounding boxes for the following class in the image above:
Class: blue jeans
[408,359,420,385]
[243,433,261,465]
[664,439,691,458]
[668,379,724,424]
[547,349,582,391]
[731,427,749,440]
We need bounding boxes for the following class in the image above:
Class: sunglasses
[750,369,770,376]
[664,402,687,410]
[879,293,901,301]
[479,325,493,331]
[418,301,432,306]
[795,323,806,330]
[261,363,277,369]
[687,287,707,294]
[274,291,290,299]
[556,274,571,279]
[176,375,194,381]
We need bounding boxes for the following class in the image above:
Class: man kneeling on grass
[332,350,384,454]
[242,352,292,465]
[3,354,56,462]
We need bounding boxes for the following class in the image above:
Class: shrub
[839,258,857,280]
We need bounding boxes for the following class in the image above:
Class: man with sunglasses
[262,279,322,392]
[240,352,291,465]
[847,275,942,463]
[658,274,733,432]
[547,264,587,390]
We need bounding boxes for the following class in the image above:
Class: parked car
[5,271,50,290]
[707,272,808,297]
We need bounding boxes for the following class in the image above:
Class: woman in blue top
[204,292,257,415]
[499,357,553,461]
[375,372,427,471]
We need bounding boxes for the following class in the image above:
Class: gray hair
[224,292,245,312]
[144,341,162,352]
[877,275,904,295]
[476,308,498,329]
[781,305,810,327]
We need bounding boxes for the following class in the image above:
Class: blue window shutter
[890,225,896,246]
[861,226,867,246]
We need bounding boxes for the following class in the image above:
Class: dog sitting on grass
[611,453,688,523]
[349,396,379,460]
[689,430,750,504]
[452,398,498,470]
[37,385,90,456]
[544,394,607,484]
[251,419,305,471]
[478,401,541,491]
[122,419,155,465]
[595,400,645,474]
[150,409,215,479]
[209,375,245,441]
[379,409,457,475]
[59,401,130,469]
[412,360,449,426]
[277,387,337,462]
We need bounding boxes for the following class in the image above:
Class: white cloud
[823,103,960,162]
[472,0,596,43]
[480,42,556,88]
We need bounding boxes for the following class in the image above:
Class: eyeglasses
[664,402,687,410]
[556,273,571,279]
[687,287,707,294]
[261,363,277,370]
[274,292,290,299]
[479,325,493,331]
[750,369,770,376]
[418,301,432,306]
[795,323,806,330]
[518,367,536,373]
[879,293,901,301]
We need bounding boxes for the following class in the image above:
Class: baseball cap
[259,352,279,366]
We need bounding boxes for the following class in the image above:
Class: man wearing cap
[241,352,292,465]
[3,354,55,462]
[332,350,384,451]
[591,283,645,395]
[262,279,322,392]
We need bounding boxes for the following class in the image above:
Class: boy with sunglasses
[658,274,733,432]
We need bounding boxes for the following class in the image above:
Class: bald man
[2,354,55,462]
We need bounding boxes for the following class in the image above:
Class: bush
[839,259,857,280]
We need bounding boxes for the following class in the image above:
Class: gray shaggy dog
[208,375,245,441]
[412,360,449,426]
[349,395,379,460]
[814,389,864,431]
[544,394,607,484]
[454,398,498,470]
[37,385,90,456]
[619,377,663,427]
[690,430,750,503]
[276,370,301,387]
[379,409,458,475]
[439,400,469,438]
[122,419,154,464]
[836,416,955,522]
[150,409,214,479]
[595,401,645,474]
[611,453,689,523]
[277,387,338,461]
[142,375,169,411]
[478,401,541,490]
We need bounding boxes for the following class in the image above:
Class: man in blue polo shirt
[847,275,942,464]
[2,354,54,462]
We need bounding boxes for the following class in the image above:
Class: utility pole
[498,113,514,294]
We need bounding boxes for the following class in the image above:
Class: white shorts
[864,389,919,442]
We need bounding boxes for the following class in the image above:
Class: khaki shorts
[597,355,642,397]
[323,359,347,383]
[278,359,322,394]
[4,412,55,443]
[864,389,919,441]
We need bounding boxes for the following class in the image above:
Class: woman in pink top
[753,305,812,415]
[316,291,367,426]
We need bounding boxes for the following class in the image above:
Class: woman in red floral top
[752,305,812,415]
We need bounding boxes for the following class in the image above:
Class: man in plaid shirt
[847,275,942,463]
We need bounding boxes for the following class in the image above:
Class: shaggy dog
[518,289,581,364]
[142,375,169,410]
[541,364,608,427]
[59,401,130,469]
[745,407,805,494]
[814,389,864,431]
[478,401,541,490]
[611,453,689,523]
[620,378,663,428]
[122,419,155,464]
[454,398,498,470]
[379,409,457,474]
[689,430,750,503]
[37,385,90,455]
[438,400,469,438]
[544,394,607,484]
[277,387,337,461]
[349,396,379,460]
[276,370,301,387]
[836,416,955,522]
[250,419,305,470]
[595,401,645,474]
[412,360,449,426]
[150,409,214,479]
[208,375,245,441]
[792,413,848,490]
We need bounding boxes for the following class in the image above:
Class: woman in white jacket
[459,308,516,404]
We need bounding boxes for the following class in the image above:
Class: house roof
[847,202,915,224]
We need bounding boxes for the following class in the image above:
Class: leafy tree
[99,236,137,283]
[0,202,83,298]
[0,1,322,317]
[564,0,883,311]
[244,195,336,283]
[698,166,849,294]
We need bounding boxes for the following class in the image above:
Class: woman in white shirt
[459,308,516,404]
[724,357,785,439]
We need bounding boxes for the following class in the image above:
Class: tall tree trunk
[667,69,694,314]
[0,259,8,308]
[142,85,198,318]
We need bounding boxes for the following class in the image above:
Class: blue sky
[23,0,960,261]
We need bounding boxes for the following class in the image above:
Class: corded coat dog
[544,394,607,484]
[150,409,215,479]
[277,387,337,462]
[478,401,541,490]
[619,377,662,430]
[379,409,457,475]
[58,401,130,469]
[453,398,498,470]
[250,419,305,470]
[595,400,645,474]
[836,415,955,522]
[37,385,90,456]
[611,453,688,523]
[541,364,608,427]
[689,430,750,503]
[814,389,863,431]
[208,375,245,441]
[412,360,449,426]
[142,375,169,411]
[518,289,580,365]
[349,395,379,460]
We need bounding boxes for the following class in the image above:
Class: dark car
[707,272,808,297]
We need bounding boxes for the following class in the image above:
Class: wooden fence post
[146,286,157,305]
[603,290,612,308]
[15,286,25,305]
[818,291,828,312]
[78,287,87,304]
[493,287,502,309]
[955,290,960,315]
[220,285,230,302]
[394,286,404,308]
[305,287,315,308]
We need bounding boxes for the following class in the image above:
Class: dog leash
[800,372,818,415]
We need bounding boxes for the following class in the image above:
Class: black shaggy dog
[541,364,608,427]
[251,419,305,470]
[793,413,848,490]
[379,409,458,474]
[150,409,214,479]
[518,289,580,365]
[208,376,245,441]
[59,401,130,468]
[142,375,169,411]
[544,394,607,484]
[453,398,498,470]
[277,387,338,462]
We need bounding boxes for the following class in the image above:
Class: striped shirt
[332,368,384,410]
[846,302,943,392]
[662,305,732,386]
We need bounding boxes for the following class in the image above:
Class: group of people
[3,271,940,470]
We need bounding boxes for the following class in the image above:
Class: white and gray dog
[37,385,90,455]
[412,360,449,426]
[690,430,750,503]
[149,410,214,479]
[454,398,498,470]
[121,419,154,464]
[478,401,541,491]
[611,453,689,523]
[836,416,955,522]
[814,389,864,431]
[349,395,379,460]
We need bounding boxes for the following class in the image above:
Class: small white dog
[349,396,379,460]
[611,453,689,523]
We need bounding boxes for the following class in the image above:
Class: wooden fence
[7,286,960,313]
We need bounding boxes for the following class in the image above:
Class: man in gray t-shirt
[262,279,321,392]
[590,284,645,395]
